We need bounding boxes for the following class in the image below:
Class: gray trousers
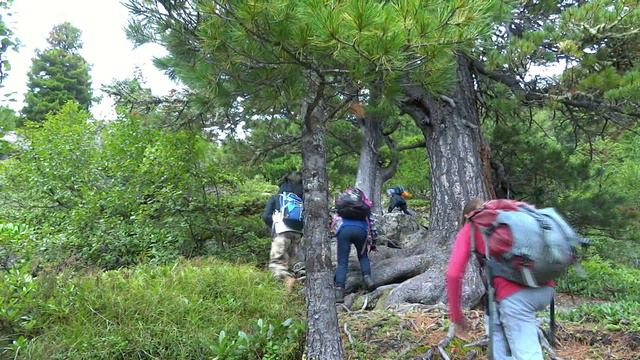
[492,286,555,360]
[268,231,303,279]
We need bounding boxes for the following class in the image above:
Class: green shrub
[557,256,640,331]
[581,231,640,268]
[559,301,640,332]
[558,256,640,301]
[205,177,276,266]
[207,235,272,266]
[0,104,277,269]
[0,223,36,336]
[1,258,303,359]
[211,318,304,360]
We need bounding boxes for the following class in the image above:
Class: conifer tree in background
[473,0,640,226]
[22,22,92,122]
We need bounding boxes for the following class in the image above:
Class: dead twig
[437,325,455,360]
[438,325,456,348]
[412,348,434,360]
[538,326,564,360]
[465,350,478,360]
[437,346,451,360]
[360,295,369,311]
[464,336,489,348]
[343,323,354,345]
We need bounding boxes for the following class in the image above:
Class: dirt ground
[339,302,640,360]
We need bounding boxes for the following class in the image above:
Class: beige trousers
[269,231,304,279]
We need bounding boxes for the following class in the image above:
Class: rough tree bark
[301,79,343,360]
[347,53,495,307]
[355,113,381,210]
[354,109,399,216]
[407,54,494,244]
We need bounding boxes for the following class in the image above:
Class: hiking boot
[292,262,306,277]
[284,276,296,293]
[335,287,345,303]
[363,275,375,290]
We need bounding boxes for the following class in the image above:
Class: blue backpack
[279,192,304,231]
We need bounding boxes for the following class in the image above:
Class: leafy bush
[212,318,304,360]
[580,231,640,268]
[204,176,276,266]
[558,256,640,301]
[390,135,431,197]
[0,107,21,158]
[557,256,640,330]
[0,223,38,342]
[0,103,274,269]
[1,258,304,359]
[208,235,272,266]
[559,301,640,332]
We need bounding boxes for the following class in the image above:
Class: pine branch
[471,58,640,118]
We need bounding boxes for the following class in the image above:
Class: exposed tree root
[339,302,639,360]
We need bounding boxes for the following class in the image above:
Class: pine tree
[125,1,500,357]
[22,22,92,122]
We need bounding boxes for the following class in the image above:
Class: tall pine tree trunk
[355,113,383,214]
[383,53,492,305]
[301,81,343,360]
[355,112,398,216]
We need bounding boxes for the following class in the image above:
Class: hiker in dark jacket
[262,172,305,291]
[386,186,412,215]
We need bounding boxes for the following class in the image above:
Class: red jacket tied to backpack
[446,199,579,324]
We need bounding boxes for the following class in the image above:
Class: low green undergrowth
[1,258,304,359]
[558,256,640,331]
[559,301,640,332]
[583,232,640,268]
[558,256,640,301]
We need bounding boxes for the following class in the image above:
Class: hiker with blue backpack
[446,198,585,360]
[332,187,379,303]
[262,172,305,291]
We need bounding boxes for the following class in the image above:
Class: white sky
[0,0,180,119]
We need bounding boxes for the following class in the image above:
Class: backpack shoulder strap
[470,220,497,360]
[470,222,476,254]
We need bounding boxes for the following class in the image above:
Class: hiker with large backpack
[386,185,413,215]
[446,198,585,360]
[261,172,305,291]
[332,187,379,303]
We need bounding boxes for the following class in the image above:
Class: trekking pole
[486,270,495,360]
[482,227,495,360]
[549,296,556,348]
[472,222,495,360]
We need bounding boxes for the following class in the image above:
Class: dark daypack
[279,192,304,231]
[468,199,586,287]
[335,188,371,220]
